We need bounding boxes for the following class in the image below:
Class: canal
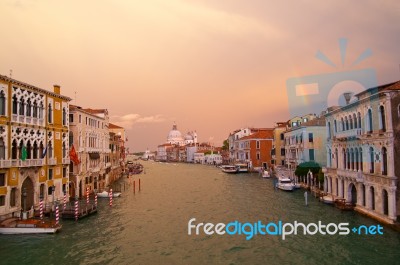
[1,161,400,265]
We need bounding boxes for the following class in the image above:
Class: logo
[188,218,384,241]
[286,38,378,118]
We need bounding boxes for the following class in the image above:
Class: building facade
[271,122,287,167]
[284,117,327,170]
[0,75,71,219]
[68,106,110,197]
[323,81,400,224]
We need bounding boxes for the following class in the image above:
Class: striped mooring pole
[55,204,60,225]
[86,187,89,204]
[95,193,98,207]
[109,189,113,207]
[63,193,67,211]
[74,200,79,221]
[39,198,43,220]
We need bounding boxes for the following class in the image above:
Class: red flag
[69,145,80,165]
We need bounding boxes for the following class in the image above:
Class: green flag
[21,145,27,161]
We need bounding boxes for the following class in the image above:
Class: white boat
[221,165,238,174]
[262,170,271,178]
[97,191,122,198]
[235,163,249,173]
[277,176,295,191]
[0,218,61,234]
[321,195,335,205]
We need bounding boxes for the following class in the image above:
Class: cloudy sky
[1,0,399,151]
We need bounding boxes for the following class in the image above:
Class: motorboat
[262,170,271,178]
[221,165,238,174]
[235,163,249,173]
[0,218,62,234]
[276,176,295,191]
[97,191,122,198]
[321,195,335,205]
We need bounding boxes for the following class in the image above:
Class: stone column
[388,186,397,221]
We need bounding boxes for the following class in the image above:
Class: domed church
[166,122,197,146]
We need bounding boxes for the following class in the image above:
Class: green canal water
[1,161,400,265]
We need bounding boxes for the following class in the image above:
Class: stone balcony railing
[62,158,70,164]
[11,114,45,126]
[10,159,44,167]
[334,128,362,140]
[48,158,57,165]
[0,159,12,168]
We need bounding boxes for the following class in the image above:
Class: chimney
[53,84,60,94]
[343,92,352,105]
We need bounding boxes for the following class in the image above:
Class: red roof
[109,123,123,129]
[240,130,274,140]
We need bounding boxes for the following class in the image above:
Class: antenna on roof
[9,69,12,78]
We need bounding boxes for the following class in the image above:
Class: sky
[1,0,399,152]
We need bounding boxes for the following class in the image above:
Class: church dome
[184,134,193,140]
[167,123,184,144]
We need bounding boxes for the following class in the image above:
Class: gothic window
[0,138,5,159]
[62,107,67,126]
[0,91,5,115]
[19,98,25,115]
[48,103,52,123]
[39,102,44,119]
[26,99,32,117]
[367,109,373,133]
[33,101,38,118]
[33,141,38,159]
[11,140,17,159]
[379,105,386,132]
[12,95,18,114]
[369,147,374,173]
[382,147,387,175]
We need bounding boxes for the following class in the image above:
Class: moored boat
[97,191,122,198]
[235,163,249,173]
[221,165,238,174]
[277,176,295,191]
[262,170,271,178]
[0,218,61,234]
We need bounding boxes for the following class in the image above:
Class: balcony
[0,160,12,168]
[105,162,111,168]
[10,159,43,167]
[337,168,364,182]
[334,128,362,140]
[48,158,57,165]
[62,158,70,164]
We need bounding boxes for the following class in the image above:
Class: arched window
[369,147,374,173]
[0,91,5,115]
[48,103,52,123]
[357,112,362,129]
[26,99,32,117]
[335,148,339,168]
[353,113,357,129]
[33,141,38,159]
[327,122,331,138]
[11,140,17,159]
[334,120,337,133]
[379,105,386,132]
[19,98,25,115]
[367,109,373,133]
[341,117,344,131]
[26,140,32,159]
[62,107,67,126]
[359,147,363,171]
[349,115,353,130]
[355,148,359,171]
[350,148,354,170]
[343,148,346,169]
[345,117,349,131]
[346,149,350,169]
[39,102,43,119]
[33,101,38,118]
[382,147,387,175]
[328,149,332,167]
[62,142,66,158]
[48,141,53,158]
[12,95,18,114]
[0,137,5,159]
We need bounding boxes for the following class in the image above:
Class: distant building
[284,116,327,170]
[271,122,287,167]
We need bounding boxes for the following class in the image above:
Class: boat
[276,176,295,191]
[262,170,271,178]
[321,195,335,205]
[97,191,122,198]
[0,218,61,234]
[221,165,238,174]
[235,163,249,173]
